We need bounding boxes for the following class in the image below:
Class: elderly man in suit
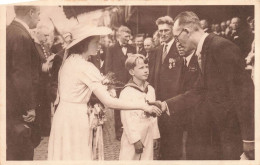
[105,25,135,140]
[148,16,185,160]
[34,25,54,137]
[6,6,41,160]
[200,19,211,33]
[155,11,254,160]
[143,37,156,74]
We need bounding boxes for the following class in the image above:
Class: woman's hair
[67,36,95,55]
[125,54,148,71]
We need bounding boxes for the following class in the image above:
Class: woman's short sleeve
[79,61,106,91]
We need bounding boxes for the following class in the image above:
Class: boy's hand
[149,101,168,113]
[134,140,144,154]
[153,139,159,150]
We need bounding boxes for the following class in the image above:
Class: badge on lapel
[169,58,176,69]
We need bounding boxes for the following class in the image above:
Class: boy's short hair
[125,54,148,71]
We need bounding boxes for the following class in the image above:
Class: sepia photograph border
[0,0,260,165]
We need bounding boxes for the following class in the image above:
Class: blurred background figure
[143,37,156,77]
[225,19,231,36]
[220,21,227,37]
[153,30,161,49]
[227,17,253,58]
[34,25,55,137]
[144,37,154,58]
[247,16,254,33]
[134,34,146,55]
[245,40,255,83]
[213,24,221,36]
[104,25,135,141]
[200,19,211,33]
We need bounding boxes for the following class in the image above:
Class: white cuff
[163,101,170,116]
[243,140,254,143]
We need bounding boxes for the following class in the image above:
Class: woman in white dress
[47,26,161,160]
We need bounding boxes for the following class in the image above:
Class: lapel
[200,34,215,75]
[154,45,163,80]
[115,42,127,65]
[12,20,33,40]
[124,79,150,94]
[167,41,179,59]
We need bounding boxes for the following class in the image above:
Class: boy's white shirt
[120,85,160,144]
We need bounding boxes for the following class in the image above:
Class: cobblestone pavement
[34,109,120,160]
[103,109,120,160]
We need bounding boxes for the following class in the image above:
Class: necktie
[162,44,168,64]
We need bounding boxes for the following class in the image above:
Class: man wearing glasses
[149,16,185,160]
[154,11,254,160]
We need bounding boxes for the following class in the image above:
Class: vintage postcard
[0,0,259,165]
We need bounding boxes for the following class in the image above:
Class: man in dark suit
[200,19,211,33]
[134,34,146,56]
[6,6,41,160]
[157,11,254,160]
[34,25,55,137]
[143,37,156,74]
[227,17,253,59]
[175,42,199,160]
[148,16,184,160]
[104,25,135,140]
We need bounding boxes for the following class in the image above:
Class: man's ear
[184,28,191,36]
[129,69,134,76]
[28,9,34,18]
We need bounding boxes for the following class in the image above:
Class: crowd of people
[6,6,255,161]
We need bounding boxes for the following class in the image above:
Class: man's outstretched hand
[148,101,167,113]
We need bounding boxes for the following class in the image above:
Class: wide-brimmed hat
[66,25,112,50]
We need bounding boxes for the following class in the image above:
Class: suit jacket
[149,41,186,159]
[166,34,254,159]
[135,47,146,56]
[149,41,182,100]
[6,20,41,122]
[104,42,135,84]
[179,55,200,93]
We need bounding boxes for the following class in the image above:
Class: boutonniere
[169,58,176,69]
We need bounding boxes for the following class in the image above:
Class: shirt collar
[165,37,175,47]
[185,50,195,66]
[196,33,209,56]
[125,78,149,93]
[15,18,31,35]
[118,40,127,47]
[164,37,175,53]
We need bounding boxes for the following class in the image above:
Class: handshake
[143,101,168,117]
